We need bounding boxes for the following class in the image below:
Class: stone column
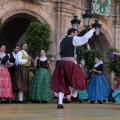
[113,1,120,49]
[54,0,76,61]
[112,0,120,88]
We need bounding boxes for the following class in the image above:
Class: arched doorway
[0,13,40,53]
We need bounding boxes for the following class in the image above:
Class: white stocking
[18,91,23,101]
[58,92,64,105]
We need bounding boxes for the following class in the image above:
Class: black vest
[60,36,74,57]
[9,52,16,71]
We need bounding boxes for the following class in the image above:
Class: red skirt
[114,75,120,90]
[50,60,86,95]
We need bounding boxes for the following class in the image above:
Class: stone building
[0,0,119,86]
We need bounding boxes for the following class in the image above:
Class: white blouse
[0,52,6,58]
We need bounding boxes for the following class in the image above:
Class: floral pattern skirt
[28,68,53,101]
[0,65,13,98]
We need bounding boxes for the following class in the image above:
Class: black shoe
[90,101,95,104]
[1,100,10,104]
[79,100,83,103]
[98,101,103,104]
[63,98,71,103]
[11,100,18,103]
[41,100,48,103]
[57,104,64,109]
[71,96,78,101]
[32,100,40,103]
[84,99,88,102]
[18,100,27,104]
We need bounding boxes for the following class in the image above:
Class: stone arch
[0,1,55,32]
[0,0,55,56]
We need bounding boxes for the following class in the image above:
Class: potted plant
[26,22,52,59]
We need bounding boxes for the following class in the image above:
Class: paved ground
[0,103,120,120]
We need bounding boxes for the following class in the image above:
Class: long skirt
[114,75,120,90]
[0,65,13,98]
[78,90,88,100]
[87,74,112,101]
[112,88,120,104]
[13,65,29,92]
[50,60,86,96]
[28,68,53,101]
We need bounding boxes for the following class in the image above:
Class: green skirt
[28,68,53,101]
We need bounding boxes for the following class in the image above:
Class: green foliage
[84,50,102,70]
[26,22,52,58]
[76,45,86,64]
[76,45,102,71]
[106,48,120,77]
[0,18,2,26]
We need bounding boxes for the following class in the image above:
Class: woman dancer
[29,50,53,103]
[0,45,13,103]
[87,56,112,104]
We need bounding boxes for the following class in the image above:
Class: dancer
[50,28,95,109]
[54,55,72,103]
[87,56,112,104]
[29,50,53,103]
[13,43,31,103]
[0,45,13,103]
[7,45,19,103]
[113,52,120,90]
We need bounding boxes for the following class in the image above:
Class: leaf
[26,22,52,58]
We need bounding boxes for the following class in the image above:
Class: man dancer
[13,43,31,103]
[7,45,19,103]
[50,28,95,109]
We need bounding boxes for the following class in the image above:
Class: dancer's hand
[28,57,32,61]
[36,56,39,59]
[92,68,96,72]
[47,60,50,65]
[89,70,92,73]
[113,52,117,55]
[7,60,11,66]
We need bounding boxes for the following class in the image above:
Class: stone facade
[0,0,119,86]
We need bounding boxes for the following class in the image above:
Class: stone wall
[0,0,119,84]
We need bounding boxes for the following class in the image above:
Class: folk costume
[7,52,17,86]
[0,52,13,99]
[28,56,53,102]
[50,29,94,108]
[87,61,112,102]
[7,52,17,102]
[13,50,29,102]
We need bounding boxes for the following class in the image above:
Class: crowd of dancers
[0,28,120,109]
